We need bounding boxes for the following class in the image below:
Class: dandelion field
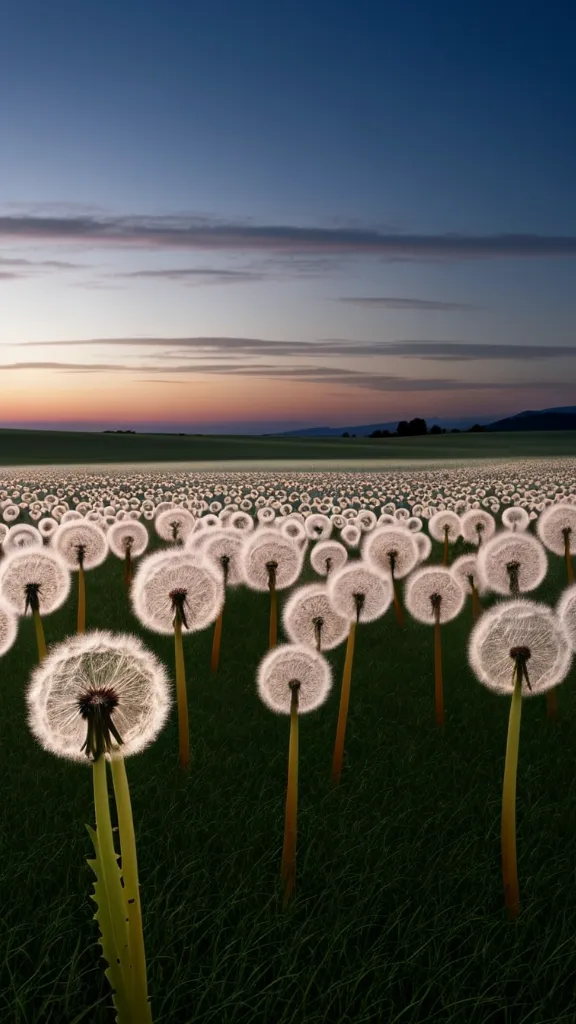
[3,461,576,1023]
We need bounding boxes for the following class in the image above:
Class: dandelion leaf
[86,824,132,1024]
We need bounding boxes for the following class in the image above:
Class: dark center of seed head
[24,581,41,614]
[169,587,189,628]
[353,591,365,622]
[388,550,398,576]
[75,543,86,568]
[288,678,301,707]
[510,645,532,691]
[266,560,278,589]
[220,553,230,586]
[506,561,521,596]
[430,592,442,619]
[123,535,134,551]
[77,686,123,761]
[312,616,323,648]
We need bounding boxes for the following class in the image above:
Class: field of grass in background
[2,530,576,1023]
[1,426,576,466]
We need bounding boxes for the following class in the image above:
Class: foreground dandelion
[362,525,419,627]
[404,567,465,725]
[0,548,71,661]
[257,643,332,907]
[52,520,109,632]
[428,510,461,566]
[242,529,303,649]
[327,563,393,783]
[131,550,224,768]
[107,519,150,588]
[202,529,246,672]
[282,582,349,651]
[26,630,171,1023]
[468,600,571,918]
[451,554,485,622]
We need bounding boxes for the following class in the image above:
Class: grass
[1,426,576,466]
[2,530,576,1023]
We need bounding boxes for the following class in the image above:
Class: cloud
[15,336,576,362]
[1,212,576,260]
[0,256,89,279]
[336,297,482,310]
[112,267,267,285]
[0,359,573,394]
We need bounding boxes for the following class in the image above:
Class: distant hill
[486,407,576,431]
[271,415,495,437]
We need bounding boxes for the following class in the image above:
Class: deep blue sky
[1,0,575,431]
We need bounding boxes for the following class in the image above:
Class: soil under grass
[2,529,576,1023]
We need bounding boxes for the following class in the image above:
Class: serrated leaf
[86,823,132,1024]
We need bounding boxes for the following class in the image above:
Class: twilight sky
[1,0,575,433]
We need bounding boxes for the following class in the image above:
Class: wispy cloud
[111,267,267,285]
[336,297,482,310]
[0,255,89,280]
[15,336,576,362]
[1,212,576,261]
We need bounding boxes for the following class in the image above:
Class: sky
[1,0,575,433]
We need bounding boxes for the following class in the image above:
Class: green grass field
[2,528,576,1023]
[1,426,576,466]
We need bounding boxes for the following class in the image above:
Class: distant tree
[429,424,442,435]
[397,420,409,436]
[468,423,486,432]
[369,429,392,438]
[408,418,428,436]
[342,432,350,437]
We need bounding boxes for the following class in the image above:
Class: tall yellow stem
[434,615,444,726]
[110,756,152,1023]
[210,604,224,674]
[77,566,86,634]
[173,614,190,770]
[502,662,523,919]
[392,576,404,627]
[332,620,357,785]
[33,608,47,662]
[442,530,449,566]
[281,684,299,908]
[124,548,133,589]
[471,582,481,622]
[564,531,574,584]
[269,582,278,650]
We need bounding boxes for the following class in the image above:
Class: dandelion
[202,529,246,672]
[282,583,349,651]
[414,531,432,562]
[38,517,59,543]
[468,600,571,918]
[428,510,461,565]
[477,531,548,599]
[52,521,108,633]
[451,553,485,622]
[4,523,43,554]
[309,539,348,578]
[0,522,8,560]
[363,526,419,628]
[26,629,171,1022]
[404,567,466,725]
[257,643,332,906]
[327,563,393,783]
[0,548,71,661]
[0,598,18,657]
[460,509,496,548]
[242,529,304,650]
[154,507,196,545]
[304,513,333,541]
[131,550,224,768]
[502,507,530,533]
[536,503,576,584]
[107,519,150,588]
[340,523,362,549]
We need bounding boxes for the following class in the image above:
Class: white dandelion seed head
[460,509,497,546]
[60,510,84,523]
[309,539,348,577]
[0,598,18,656]
[327,562,393,623]
[536,502,576,555]
[428,510,462,544]
[282,582,349,650]
[228,510,255,533]
[25,629,172,762]
[406,517,423,533]
[38,517,59,539]
[468,599,572,697]
[51,520,109,571]
[0,523,9,545]
[242,528,304,592]
[362,526,419,580]
[154,507,196,544]
[340,523,362,549]
[477,530,548,596]
[201,529,247,587]
[257,506,276,525]
[414,532,432,562]
[4,524,43,554]
[450,554,487,595]
[2,505,20,523]
[556,583,576,650]
[404,566,466,625]
[107,519,150,560]
[131,549,224,635]
[256,642,332,715]
[0,548,71,616]
[502,506,530,532]
[279,518,308,545]
[355,510,378,533]
[304,513,333,541]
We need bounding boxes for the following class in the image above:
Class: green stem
[110,756,152,1023]
[281,685,299,908]
[501,664,523,919]
[174,614,190,770]
[77,565,86,634]
[33,608,47,662]
[332,621,356,785]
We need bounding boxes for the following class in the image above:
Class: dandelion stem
[332,620,357,785]
[92,755,131,1014]
[564,529,574,585]
[32,608,47,662]
[281,681,300,908]
[77,565,86,634]
[442,528,449,566]
[110,756,152,1024]
[434,614,444,726]
[471,581,481,622]
[123,548,132,589]
[501,657,523,920]
[173,612,190,770]
[392,577,404,628]
[269,582,278,650]
[210,604,224,673]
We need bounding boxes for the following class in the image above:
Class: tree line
[341,419,486,438]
